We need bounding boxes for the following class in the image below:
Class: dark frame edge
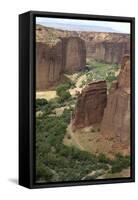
[19,10,135,189]
[19,11,33,188]
[130,17,135,182]
[29,10,135,22]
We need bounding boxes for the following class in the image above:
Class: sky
[36,17,130,34]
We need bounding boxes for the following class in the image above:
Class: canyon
[36,24,130,91]
[36,24,131,182]
[71,55,130,156]
[36,24,131,155]
[36,25,130,64]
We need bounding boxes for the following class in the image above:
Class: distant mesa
[36,24,130,91]
[36,24,130,64]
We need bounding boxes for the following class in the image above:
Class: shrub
[111,163,123,173]
[112,64,119,69]
[48,98,61,109]
[56,83,71,102]
[91,128,95,133]
[56,83,71,96]
[111,154,130,173]
[61,109,71,123]
[67,134,71,139]
[36,98,48,106]
[58,91,71,102]
[36,98,48,111]
[36,163,53,181]
[106,71,117,83]
[97,153,110,164]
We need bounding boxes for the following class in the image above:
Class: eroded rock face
[36,25,130,65]
[101,55,130,146]
[36,37,86,91]
[95,41,130,64]
[36,42,63,90]
[62,37,86,73]
[79,32,130,64]
[118,55,130,90]
[72,81,107,130]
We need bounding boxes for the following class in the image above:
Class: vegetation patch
[36,96,130,183]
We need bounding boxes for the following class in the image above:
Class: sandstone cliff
[72,81,107,130]
[62,37,86,73]
[36,24,130,64]
[36,24,130,91]
[36,42,63,90]
[101,55,130,148]
[36,37,86,90]
[79,32,130,64]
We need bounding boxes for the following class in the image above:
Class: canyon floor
[64,123,129,159]
[36,59,130,182]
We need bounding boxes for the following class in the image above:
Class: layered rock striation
[72,81,107,130]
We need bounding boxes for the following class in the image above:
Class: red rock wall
[72,81,107,130]
[36,37,86,91]
[36,42,63,90]
[101,55,130,146]
[79,31,130,64]
[62,37,86,73]
[95,41,130,64]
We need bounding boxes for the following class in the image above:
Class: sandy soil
[36,90,57,100]
[101,168,130,179]
[36,72,88,100]
[63,123,129,159]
